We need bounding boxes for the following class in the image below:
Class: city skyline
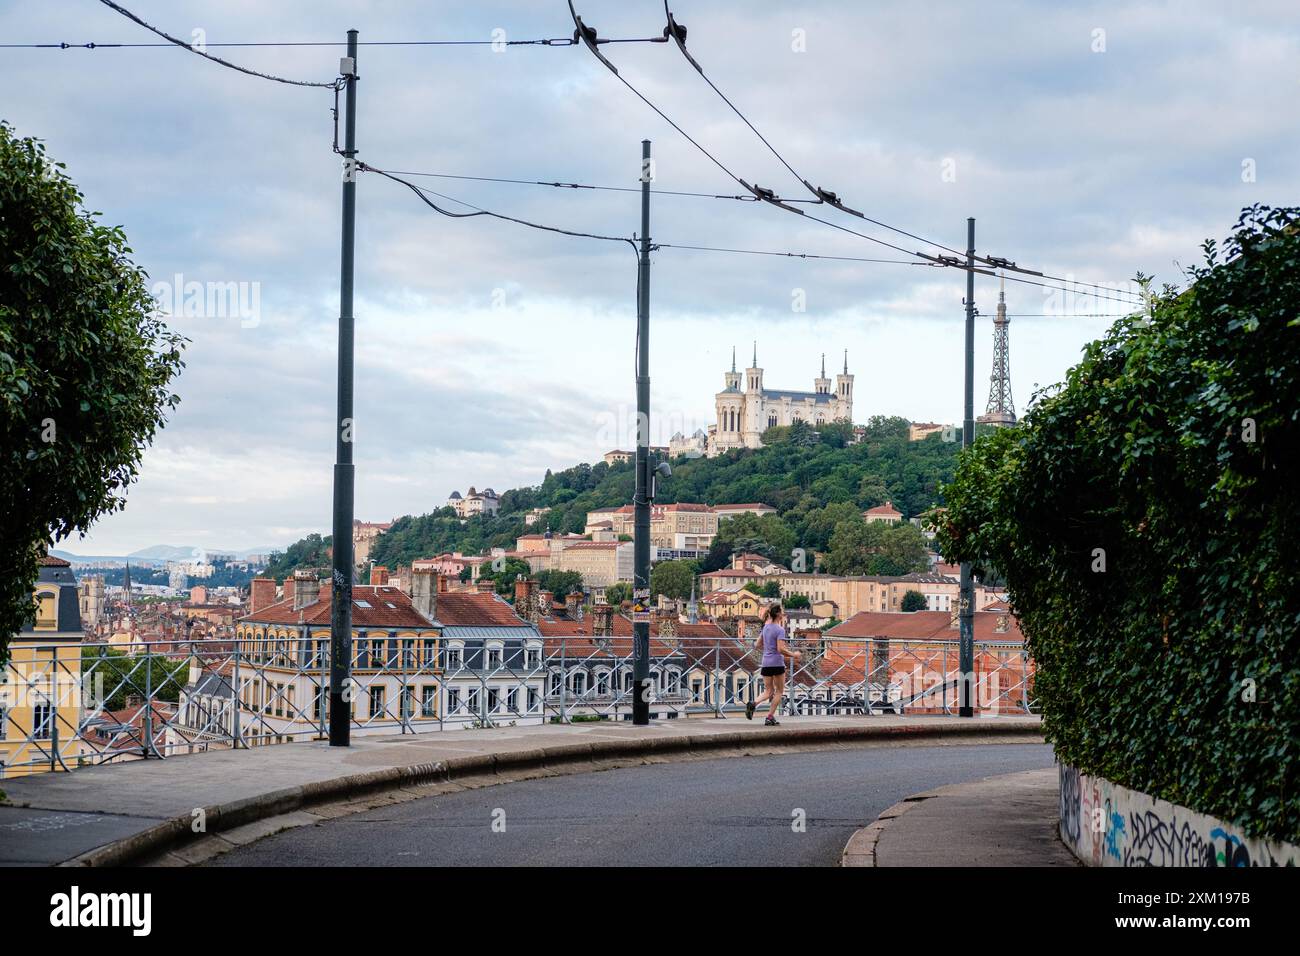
[2,0,1293,553]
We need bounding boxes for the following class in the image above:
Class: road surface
[212,741,1054,867]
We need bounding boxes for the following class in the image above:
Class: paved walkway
[842,766,1078,866]
[0,714,1040,866]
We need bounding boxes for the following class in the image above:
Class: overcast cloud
[4,1,1296,554]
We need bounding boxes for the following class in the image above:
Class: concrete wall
[1058,763,1300,867]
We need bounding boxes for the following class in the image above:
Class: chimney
[292,570,319,611]
[282,576,296,608]
[411,567,437,622]
[658,612,677,639]
[514,577,530,607]
[250,577,276,614]
[592,602,613,637]
[476,577,496,594]
[370,565,389,586]
[437,573,450,593]
[538,590,553,617]
[565,591,582,619]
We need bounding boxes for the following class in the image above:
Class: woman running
[746,603,801,725]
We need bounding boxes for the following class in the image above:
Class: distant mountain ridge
[52,544,280,565]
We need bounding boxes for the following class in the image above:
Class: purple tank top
[760,622,786,668]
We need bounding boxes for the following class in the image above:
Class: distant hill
[52,544,281,565]
[267,415,967,577]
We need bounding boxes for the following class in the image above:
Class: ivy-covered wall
[935,206,1300,843]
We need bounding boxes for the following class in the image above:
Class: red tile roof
[435,591,531,628]
[241,586,435,629]
[714,503,775,511]
[39,555,71,567]
[864,502,903,517]
[828,610,1022,641]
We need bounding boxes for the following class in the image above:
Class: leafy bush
[934,206,1300,842]
[1,124,184,662]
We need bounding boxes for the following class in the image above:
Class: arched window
[768,412,777,428]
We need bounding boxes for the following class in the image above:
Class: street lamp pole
[329,30,359,746]
[959,216,976,718]
[632,139,653,726]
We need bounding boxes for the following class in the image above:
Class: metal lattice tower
[978,275,1017,426]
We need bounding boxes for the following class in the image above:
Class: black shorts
[760,665,785,677]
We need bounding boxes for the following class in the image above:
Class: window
[571,672,587,695]
[400,688,414,719]
[527,688,539,712]
[402,639,415,669]
[369,686,386,719]
[444,646,463,669]
[33,701,53,739]
[421,686,437,717]
[525,646,541,669]
[447,688,461,713]
[34,590,58,630]
[466,688,481,715]
[487,688,499,712]
[486,645,503,669]
[314,686,326,720]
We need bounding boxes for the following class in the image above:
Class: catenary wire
[94,0,341,88]
[359,164,638,250]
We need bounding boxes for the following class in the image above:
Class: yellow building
[1,556,87,778]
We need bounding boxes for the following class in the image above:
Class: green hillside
[269,416,964,576]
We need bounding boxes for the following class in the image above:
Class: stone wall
[1058,763,1300,867]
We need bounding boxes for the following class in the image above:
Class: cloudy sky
[4,1,1296,555]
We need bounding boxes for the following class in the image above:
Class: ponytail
[763,603,784,624]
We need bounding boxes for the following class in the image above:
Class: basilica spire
[821,353,826,378]
[843,349,848,375]
[752,340,757,368]
[731,346,736,373]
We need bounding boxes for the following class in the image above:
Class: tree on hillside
[536,569,584,598]
[650,560,695,600]
[478,557,532,597]
[604,582,632,605]
[901,590,928,612]
[824,520,928,576]
[1,124,186,662]
[264,534,331,580]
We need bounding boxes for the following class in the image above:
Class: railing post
[233,642,242,749]
[143,646,153,759]
[713,639,722,718]
[559,639,567,725]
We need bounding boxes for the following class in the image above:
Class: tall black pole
[959,217,975,717]
[632,139,652,725]
[329,30,359,746]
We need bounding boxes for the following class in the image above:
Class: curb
[840,789,941,867]
[61,720,1042,867]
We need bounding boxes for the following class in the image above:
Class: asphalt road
[212,741,1055,867]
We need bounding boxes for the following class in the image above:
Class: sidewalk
[0,714,1040,866]
[841,766,1078,866]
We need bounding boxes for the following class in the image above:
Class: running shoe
[745,700,755,720]
[764,716,780,726]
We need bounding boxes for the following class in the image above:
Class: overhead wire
[93,0,341,88]
[577,1,1146,304]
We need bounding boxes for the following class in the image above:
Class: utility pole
[959,217,975,718]
[632,139,652,726]
[329,30,359,747]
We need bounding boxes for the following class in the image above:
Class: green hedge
[934,206,1300,843]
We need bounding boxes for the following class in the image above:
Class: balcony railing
[0,635,1036,776]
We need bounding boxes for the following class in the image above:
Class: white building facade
[707,347,853,456]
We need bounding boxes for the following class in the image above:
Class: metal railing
[0,634,1037,776]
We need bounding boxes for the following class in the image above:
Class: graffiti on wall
[1057,763,1299,867]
